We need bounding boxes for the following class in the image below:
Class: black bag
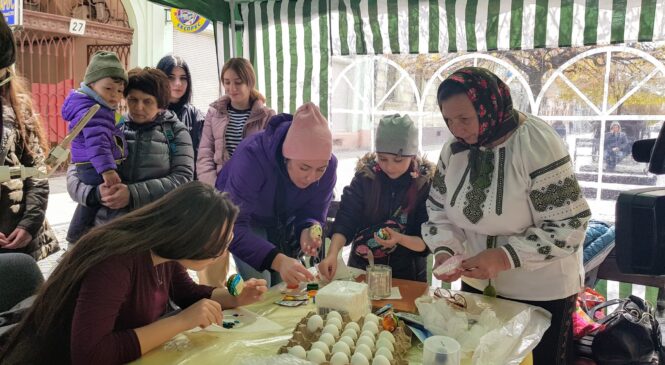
[581,295,665,365]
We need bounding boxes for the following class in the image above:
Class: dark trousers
[66,165,103,243]
[461,282,576,365]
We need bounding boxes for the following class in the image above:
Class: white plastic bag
[415,292,551,365]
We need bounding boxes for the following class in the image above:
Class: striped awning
[330,0,665,55]
[240,0,330,116]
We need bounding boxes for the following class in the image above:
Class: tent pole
[229,0,236,58]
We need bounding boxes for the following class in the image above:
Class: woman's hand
[373,227,400,249]
[432,252,464,282]
[100,183,130,209]
[460,248,511,280]
[176,298,223,329]
[318,254,338,281]
[300,226,322,256]
[234,278,268,307]
[1,228,33,249]
[273,254,315,286]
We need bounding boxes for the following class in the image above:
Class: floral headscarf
[440,67,520,223]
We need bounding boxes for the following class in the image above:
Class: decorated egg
[345,321,361,333]
[362,321,379,335]
[326,317,343,330]
[307,348,327,364]
[372,354,391,365]
[307,315,324,333]
[311,341,330,355]
[377,330,395,344]
[375,347,394,361]
[339,335,356,349]
[376,228,390,240]
[332,341,352,357]
[310,224,323,240]
[319,332,336,347]
[355,343,373,360]
[351,352,370,365]
[330,352,350,365]
[376,338,394,352]
[327,310,343,322]
[323,323,340,337]
[365,313,380,325]
[356,336,375,351]
[341,328,359,340]
[288,345,307,359]
[381,313,398,332]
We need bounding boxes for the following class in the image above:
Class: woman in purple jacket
[216,102,337,287]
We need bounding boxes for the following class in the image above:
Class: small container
[366,264,392,300]
[423,335,460,365]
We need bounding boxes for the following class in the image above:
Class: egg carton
[278,311,412,365]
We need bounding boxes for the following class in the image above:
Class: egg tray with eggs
[278,311,412,365]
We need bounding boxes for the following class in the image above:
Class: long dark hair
[156,54,193,110]
[0,182,239,363]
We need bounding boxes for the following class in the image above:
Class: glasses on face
[434,288,467,310]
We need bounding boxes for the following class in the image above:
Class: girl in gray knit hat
[319,114,433,282]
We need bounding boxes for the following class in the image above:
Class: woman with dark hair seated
[0,182,268,364]
[66,67,194,239]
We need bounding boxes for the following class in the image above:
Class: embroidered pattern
[429,226,438,235]
[504,244,521,268]
[496,147,506,215]
[529,155,572,179]
[427,195,444,209]
[538,245,552,255]
[462,150,494,223]
[527,234,539,241]
[432,167,447,195]
[529,176,582,212]
[554,239,566,248]
[450,164,471,207]
[433,246,455,257]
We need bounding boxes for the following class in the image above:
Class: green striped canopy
[331,0,665,55]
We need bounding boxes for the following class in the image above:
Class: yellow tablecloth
[131,288,533,365]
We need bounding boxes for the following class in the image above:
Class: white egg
[319,332,336,347]
[375,338,394,352]
[375,347,394,361]
[350,352,370,365]
[307,348,327,364]
[326,317,343,330]
[332,341,352,357]
[377,331,395,344]
[355,336,375,351]
[362,321,379,335]
[311,341,330,355]
[355,343,373,360]
[364,313,380,325]
[327,310,343,322]
[307,315,324,334]
[341,328,359,341]
[339,335,356,350]
[345,321,361,333]
[323,323,340,338]
[372,354,391,365]
[288,345,307,359]
[360,330,375,340]
[330,352,350,365]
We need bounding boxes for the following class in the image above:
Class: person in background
[63,51,128,243]
[156,55,204,172]
[319,114,432,282]
[0,15,58,260]
[66,67,194,237]
[0,182,268,364]
[196,57,275,288]
[424,67,589,365]
[216,102,336,287]
[604,121,630,172]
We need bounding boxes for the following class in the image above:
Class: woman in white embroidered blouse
[423,67,590,365]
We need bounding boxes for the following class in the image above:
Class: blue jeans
[232,226,282,287]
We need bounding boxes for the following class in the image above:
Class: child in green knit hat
[62,50,128,243]
[319,114,434,282]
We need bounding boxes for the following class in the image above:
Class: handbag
[579,295,665,365]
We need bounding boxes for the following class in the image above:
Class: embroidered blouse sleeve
[421,145,467,257]
[500,117,591,271]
